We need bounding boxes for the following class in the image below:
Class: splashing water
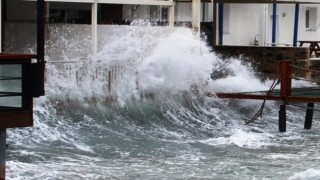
[6,25,320,179]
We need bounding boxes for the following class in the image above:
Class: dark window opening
[48,2,91,24]
[306,10,310,28]
[49,9,91,24]
[98,4,126,25]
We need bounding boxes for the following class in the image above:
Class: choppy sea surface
[6,26,320,180]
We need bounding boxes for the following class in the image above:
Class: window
[223,4,230,33]
[48,2,91,24]
[306,7,317,30]
[0,64,23,109]
[306,10,310,28]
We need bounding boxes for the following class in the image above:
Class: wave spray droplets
[6,26,320,179]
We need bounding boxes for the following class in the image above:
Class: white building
[1,0,320,55]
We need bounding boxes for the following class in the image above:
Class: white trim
[168,4,175,27]
[45,0,174,6]
[192,0,201,33]
[92,3,98,54]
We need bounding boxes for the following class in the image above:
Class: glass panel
[0,96,22,108]
[0,64,22,78]
[0,64,23,108]
[306,10,310,28]
[0,65,22,92]
[0,80,22,92]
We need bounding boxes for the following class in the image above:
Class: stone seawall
[214,45,310,79]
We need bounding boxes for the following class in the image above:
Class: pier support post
[279,104,286,132]
[304,103,314,130]
[0,129,6,180]
[279,61,291,132]
[280,61,292,97]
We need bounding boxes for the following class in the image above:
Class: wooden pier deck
[207,60,320,132]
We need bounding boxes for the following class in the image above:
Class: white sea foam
[7,23,316,180]
[200,129,274,148]
[289,169,320,180]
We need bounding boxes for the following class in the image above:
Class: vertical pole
[304,102,314,130]
[279,61,292,132]
[192,0,201,33]
[0,129,6,180]
[293,3,300,47]
[280,60,292,98]
[272,2,277,46]
[108,70,111,93]
[91,3,98,54]
[37,0,45,62]
[202,2,206,22]
[212,1,217,47]
[279,105,286,132]
[36,0,45,97]
[168,2,175,28]
[218,3,224,45]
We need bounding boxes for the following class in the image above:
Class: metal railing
[48,61,128,93]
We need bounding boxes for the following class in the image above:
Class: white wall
[220,3,320,46]
[176,2,192,22]
[223,4,264,46]
[298,4,320,42]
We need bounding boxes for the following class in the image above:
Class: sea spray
[5,25,320,179]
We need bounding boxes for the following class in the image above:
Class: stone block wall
[214,45,310,79]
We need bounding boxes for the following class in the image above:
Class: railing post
[108,71,111,93]
[279,60,292,132]
[280,60,292,98]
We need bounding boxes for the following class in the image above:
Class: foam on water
[289,169,320,180]
[6,24,320,179]
[200,128,275,148]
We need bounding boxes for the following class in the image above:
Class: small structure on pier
[0,1,46,179]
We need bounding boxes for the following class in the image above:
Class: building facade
[1,0,320,55]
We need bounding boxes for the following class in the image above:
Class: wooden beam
[215,92,320,103]
[0,110,33,128]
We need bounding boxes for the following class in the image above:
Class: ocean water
[6,27,320,180]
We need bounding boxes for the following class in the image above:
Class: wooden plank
[0,110,33,128]
[216,93,283,101]
[0,54,35,60]
[216,92,320,103]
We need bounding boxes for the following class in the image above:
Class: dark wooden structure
[209,60,320,132]
[0,0,45,179]
[0,54,37,128]
[298,41,320,58]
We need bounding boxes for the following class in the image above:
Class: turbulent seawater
[6,27,320,180]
